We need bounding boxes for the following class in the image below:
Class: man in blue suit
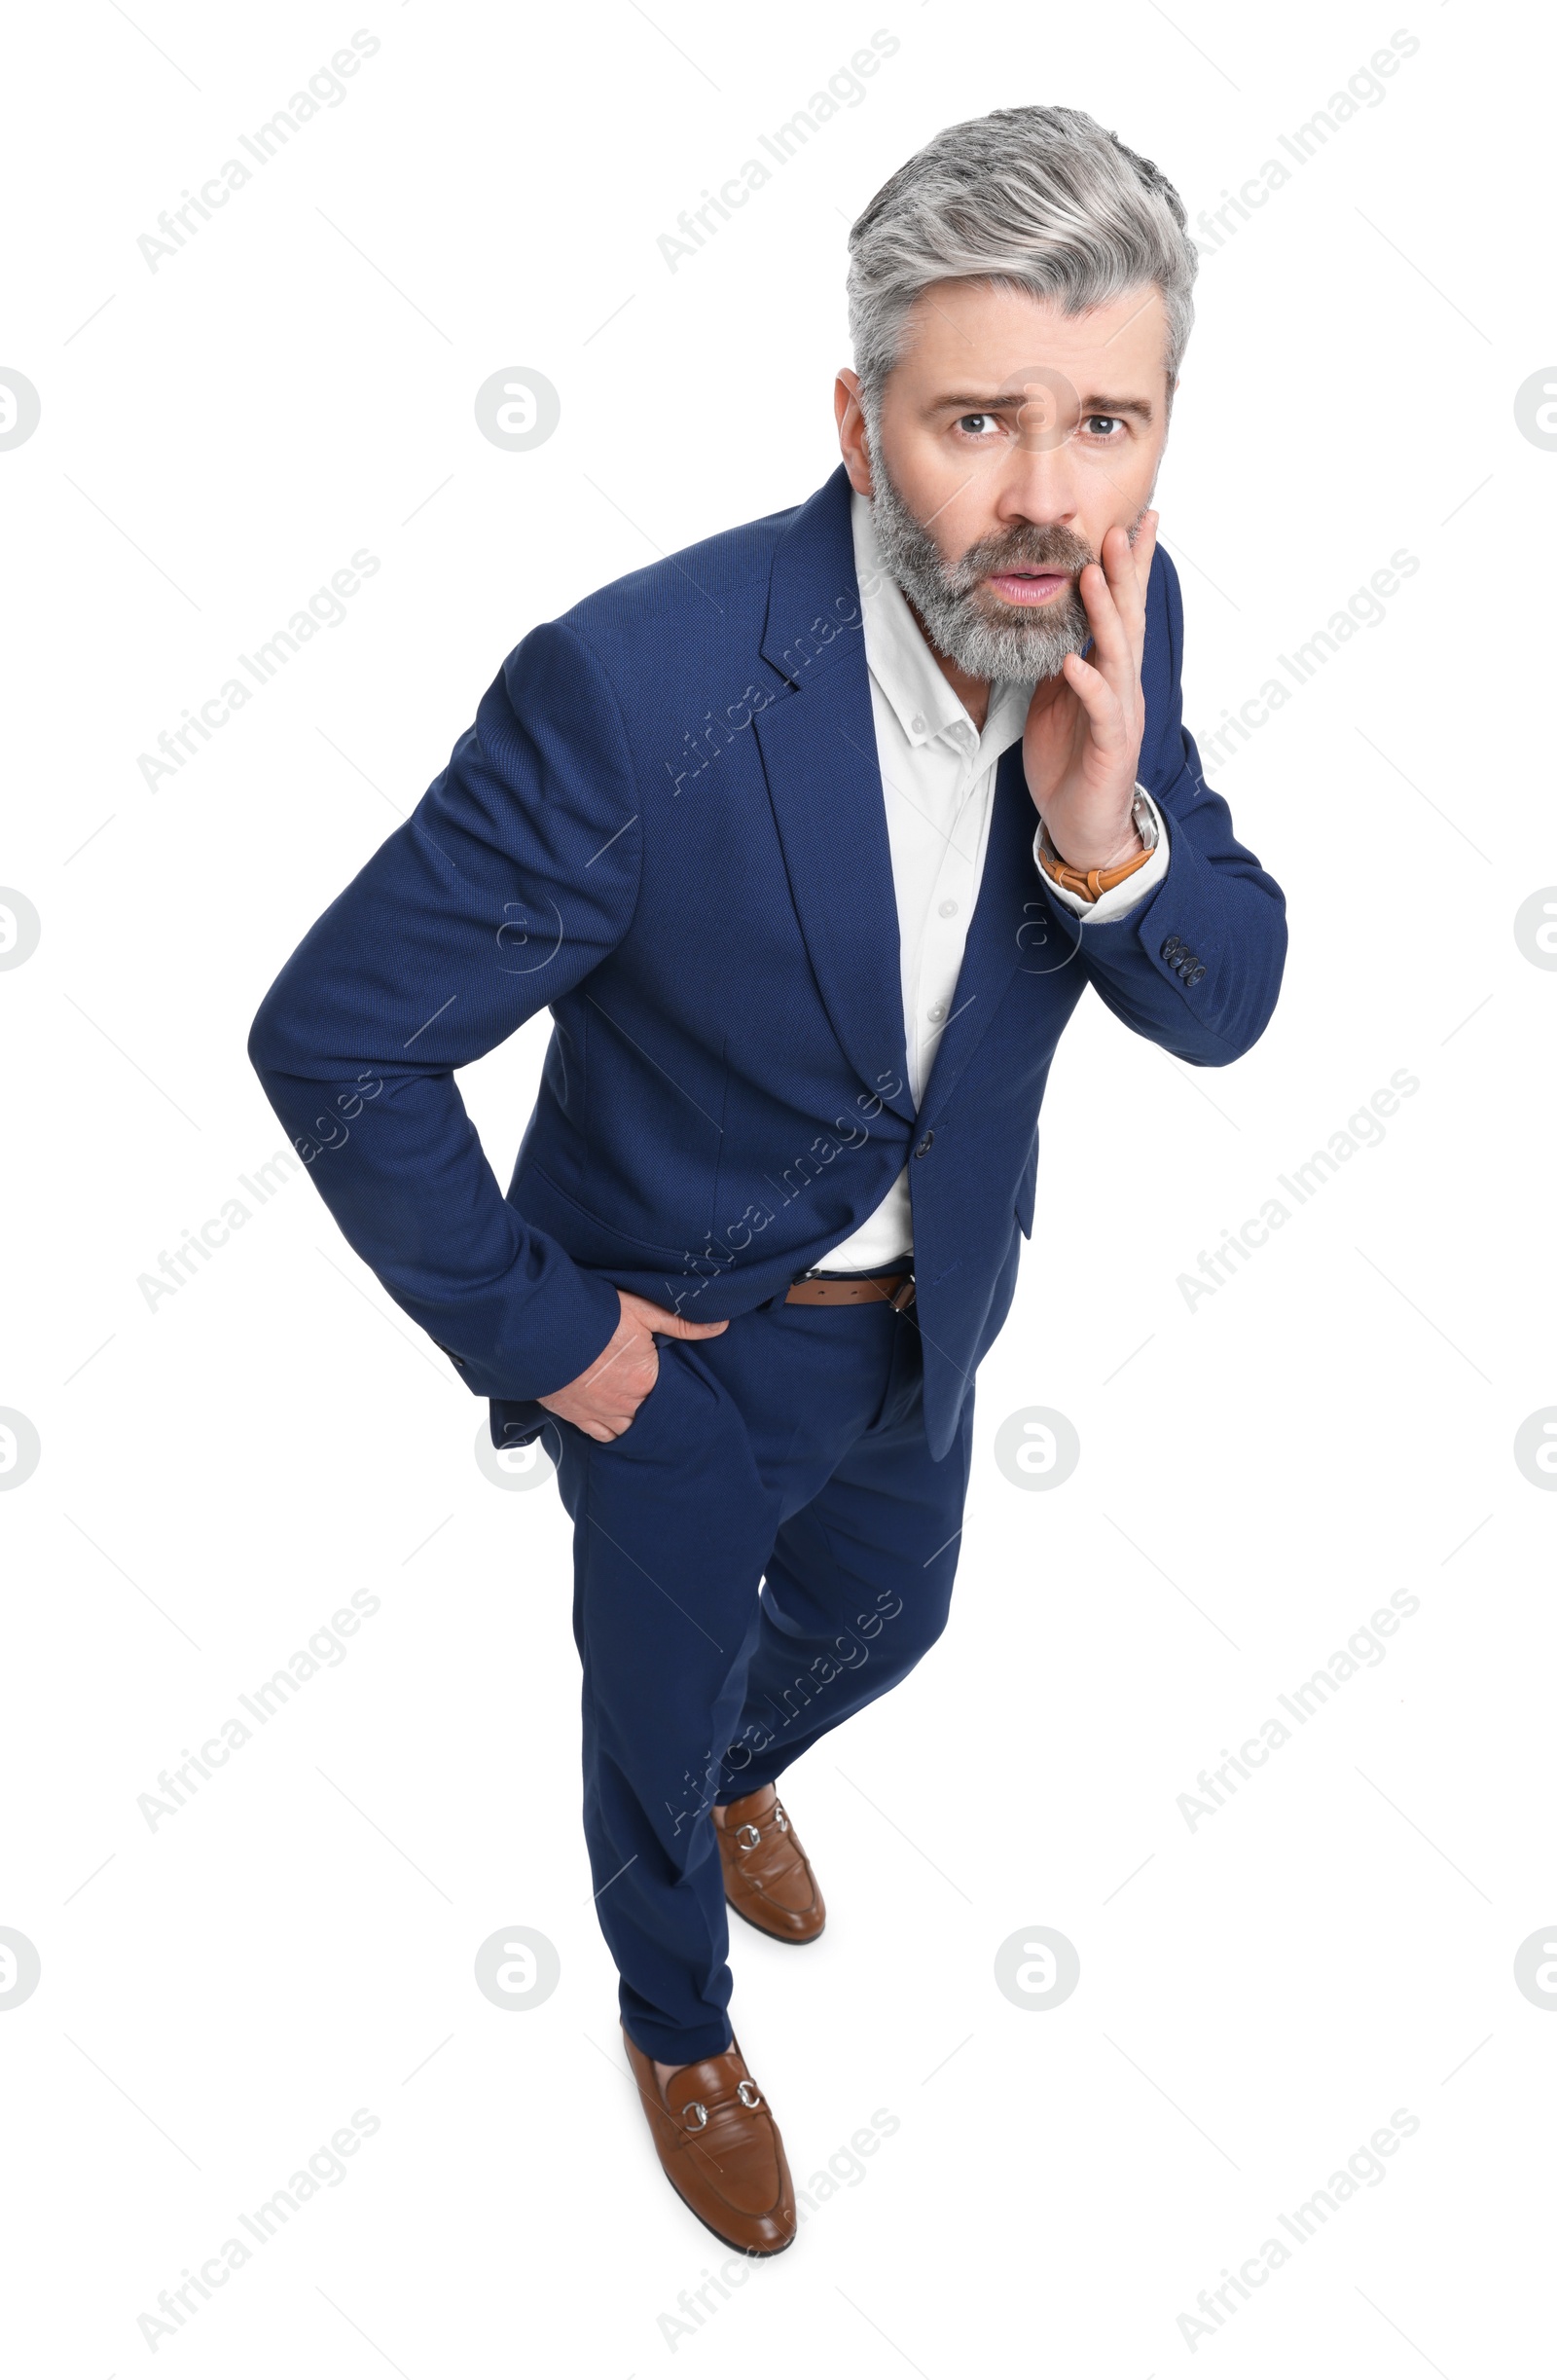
[250,104,1285,2252]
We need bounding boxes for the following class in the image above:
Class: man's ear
[835,369,874,498]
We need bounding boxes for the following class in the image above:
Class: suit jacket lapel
[752,468,916,1127]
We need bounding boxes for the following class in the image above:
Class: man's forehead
[898,278,1170,386]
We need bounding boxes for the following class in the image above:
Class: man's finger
[1077,563,1135,711]
[1126,510,1158,637]
[1133,507,1158,589]
[1099,521,1146,648]
[1098,515,1150,644]
[648,1308,730,1339]
[1059,650,1128,750]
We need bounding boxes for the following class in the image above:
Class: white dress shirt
[818,489,1170,1271]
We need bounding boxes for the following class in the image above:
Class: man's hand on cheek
[1022,508,1157,873]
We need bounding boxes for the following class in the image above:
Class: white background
[2,1,1553,2370]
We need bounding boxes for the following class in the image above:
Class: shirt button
[938,899,959,918]
[927,1002,947,1023]
[910,714,926,736]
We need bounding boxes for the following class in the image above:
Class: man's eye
[955,413,1001,437]
[1082,415,1125,439]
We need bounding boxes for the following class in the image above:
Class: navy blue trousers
[533,1294,974,2064]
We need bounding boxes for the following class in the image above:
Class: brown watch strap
[1038,833,1153,903]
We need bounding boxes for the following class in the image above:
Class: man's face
[838,279,1173,681]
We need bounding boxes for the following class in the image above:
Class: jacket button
[914,1132,934,1157]
[1161,935,1181,961]
[1187,964,1206,985]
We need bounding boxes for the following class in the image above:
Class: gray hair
[847,105,1197,417]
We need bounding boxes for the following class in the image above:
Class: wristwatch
[1038,786,1158,903]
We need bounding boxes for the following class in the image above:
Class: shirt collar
[850,486,1032,763]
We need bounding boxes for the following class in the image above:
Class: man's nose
[992,433,1082,529]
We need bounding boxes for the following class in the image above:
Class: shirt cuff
[1033,791,1171,923]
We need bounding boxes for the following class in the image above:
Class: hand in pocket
[537,1292,728,1443]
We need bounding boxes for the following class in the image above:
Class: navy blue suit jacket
[248,464,1285,1460]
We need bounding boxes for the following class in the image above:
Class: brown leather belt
[784,1269,915,1310]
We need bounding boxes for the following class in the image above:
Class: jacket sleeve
[246,617,637,1401]
[1043,547,1287,1066]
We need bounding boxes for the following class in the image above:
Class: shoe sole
[726,1894,826,1946]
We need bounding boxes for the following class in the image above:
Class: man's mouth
[984,569,1074,607]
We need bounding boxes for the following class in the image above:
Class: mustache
[949,522,1097,591]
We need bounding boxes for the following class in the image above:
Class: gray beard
[867,458,1102,684]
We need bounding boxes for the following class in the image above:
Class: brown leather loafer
[712,1783,825,1944]
[622,2025,797,2254]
